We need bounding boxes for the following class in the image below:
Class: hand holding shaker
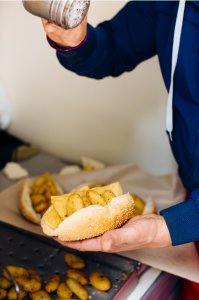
[22,0,90,29]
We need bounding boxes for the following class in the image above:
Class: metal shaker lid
[23,0,90,29]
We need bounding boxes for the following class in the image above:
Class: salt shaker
[22,0,90,29]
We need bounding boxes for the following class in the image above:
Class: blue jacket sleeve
[161,189,199,246]
[56,2,157,79]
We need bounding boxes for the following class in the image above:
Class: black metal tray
[0,221,141,299]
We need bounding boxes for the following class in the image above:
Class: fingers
[54,236,103,252]
[53,227,136,253]
[41,16,87,47]
[53,215,171,253]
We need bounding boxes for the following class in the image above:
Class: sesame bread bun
[41,193,135,241]
[19,178,41,224]
[40,182,134,241]
[19,174,63,225]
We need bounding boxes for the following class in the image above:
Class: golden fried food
[81,195,91,207]
[86,190,106,206]
[31,194,46,207]
[66,269,88,286]
[42,208,62,229]
[0,288,7,299]
[51,195,68,219]
[19,172,62,225]
[76,185,90,192]
[2,266,28,279]
[66,278,89,300]
[16,276,41,292]
[30,290,51,300]
[82,165,94,171]
[34,201,49,213]
[45,274,61,293]
[28,270,42,283]
[0,277,12,289]
[102,190,116,203]
[57,282,72,299]
[132,194,145,215]
[89,184,104,188]
[64,254,86,270]
[31,173,61,202]
[42,182,134,241]
[92,183,122,197]
[7,287,27,300]
[67,193,84,216]
[89,272,111,291]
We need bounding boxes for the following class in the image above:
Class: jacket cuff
[160,196,199,246]
[47,34,88,52]
[56,25,96,65]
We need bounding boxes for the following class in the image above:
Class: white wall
[0,1,177,174]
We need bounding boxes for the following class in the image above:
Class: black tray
[0,221,142,299]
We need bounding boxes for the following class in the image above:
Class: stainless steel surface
[22,0,90,29]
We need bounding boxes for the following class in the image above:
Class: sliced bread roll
[19,174,63,225]
[41,193,134,241]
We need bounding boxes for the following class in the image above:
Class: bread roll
[19,175,63,225]
[41,193,135,241]
[40,182,156,241]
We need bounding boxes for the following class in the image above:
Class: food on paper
[81,156,105,171]
[19,173,63,225]
[41,182,135,241]
[132,194,156,215]
[3,162,28,180]
[59,165,81,176]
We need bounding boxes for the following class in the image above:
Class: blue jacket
[56,1,199,246]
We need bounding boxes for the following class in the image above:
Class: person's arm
[161,190,199,246]
[43,2,157,79]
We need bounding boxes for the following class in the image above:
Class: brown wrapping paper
[1,164,199,282]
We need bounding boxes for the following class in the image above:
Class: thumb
[41,19,60,33]
[45,23,57,33]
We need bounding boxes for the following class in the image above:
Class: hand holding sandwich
[55,214,172,252]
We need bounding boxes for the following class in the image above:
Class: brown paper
[1,163,199,282]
